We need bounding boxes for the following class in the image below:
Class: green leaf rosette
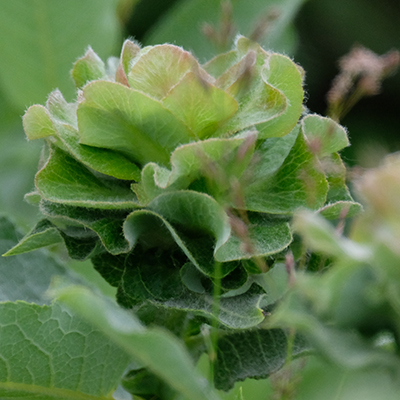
[3,36,361,391]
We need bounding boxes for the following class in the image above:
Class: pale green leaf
[0,301,130,399]
[135,132,257,205]
[162,71,238,138]
[255,53,304,138]
[77,81,195,166]
[57,285,222,400]
[127,44,201,100]
[301,114,349,158]
[23,98,141,181]
[71,46,107,89]
[293,210,371,261]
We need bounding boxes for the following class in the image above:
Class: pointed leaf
[3,219,63,256]
[77,81,195,166]
[0,216,70,304]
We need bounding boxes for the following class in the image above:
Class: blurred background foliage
[0,0,399,227]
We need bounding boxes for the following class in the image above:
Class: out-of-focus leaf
[144,0,307,61]
[293,210,371,261]
[0,0,121,110]
[0,301,130,399]
[295,356,400,400]
[57,285,222,400]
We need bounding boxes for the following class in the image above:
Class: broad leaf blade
[244,126,328,213]
[0,301,130,399]
[35,146,138,209]
[77,81,196,166]
[57,285,222,400]
[214,329,308,391]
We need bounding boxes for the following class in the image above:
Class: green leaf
[255,53,304,138]
[161,284,266,329]
[123,197,232,278]
[301,114,349,158]
[244,126,328,213]
[214,52,288,136]
[293,210,371,261]
[215,214,292,262]
[318,153,362,219]
[162,71,238,138]
[77,81,195,166]
[35,146,138,209]
[71,46,107,89]
[0,301,130,399]
[0,0,121,110]
[135,132,257,205]
[0,216,70,304]
[214,329,308,391]
[127,44,201,100]
[23,105,56,140]
[295,356,400,400]
[148,191,231,252]
[40,200,130,255]
[23,95,142,181]
[57,285,222,400]
[3,219,63,256]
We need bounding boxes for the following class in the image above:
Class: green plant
[4,35,394,400]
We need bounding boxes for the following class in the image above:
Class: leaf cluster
[2,36,363,398]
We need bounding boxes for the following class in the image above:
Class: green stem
[210,261,222,385]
